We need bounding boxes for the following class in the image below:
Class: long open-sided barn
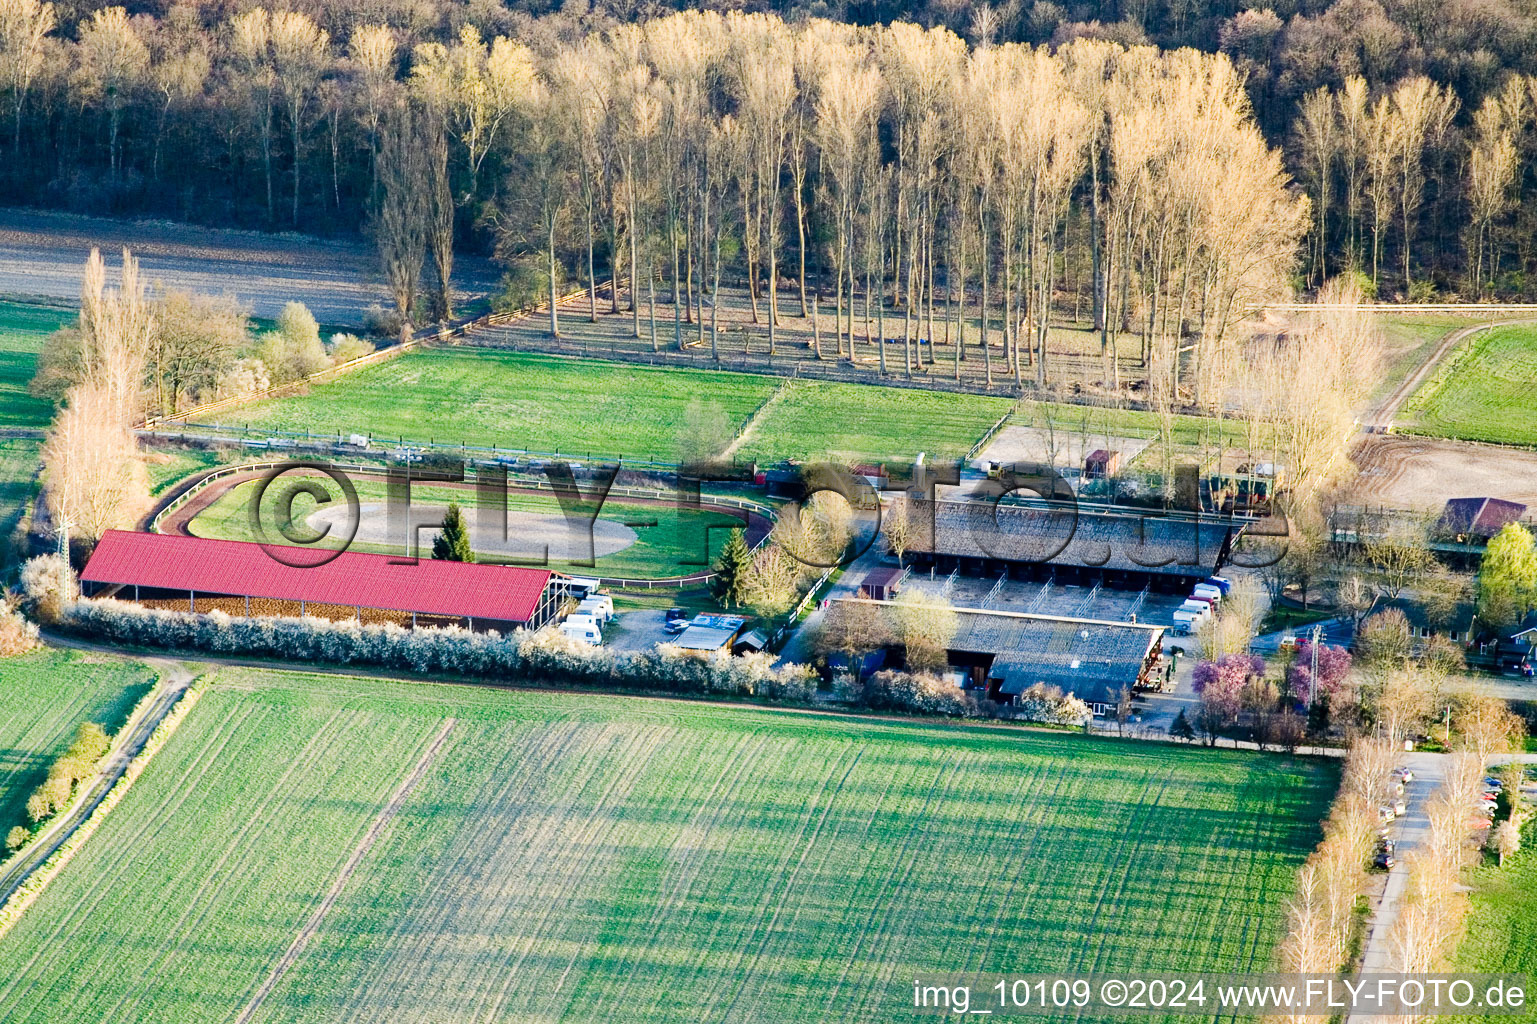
[80,530,567,631]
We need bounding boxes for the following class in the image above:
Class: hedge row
[62,599,818,702]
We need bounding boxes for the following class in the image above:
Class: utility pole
[1308,623,1323,707]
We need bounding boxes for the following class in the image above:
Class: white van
[564,613,601,632]
[560,622,602,646]
[577,596,613,623]
[1192,584,1223,602]
[1178,599,1210,615]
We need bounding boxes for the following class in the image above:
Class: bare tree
[230,8,275,220]
[373,102,427,335]
[1390,77,1458,289]
[0,0,54,152]
[269,10,329,226]
[76,6,146,181]
[1296,87,1337,284]
[888,588,957,672]
[1467,94,1520,295]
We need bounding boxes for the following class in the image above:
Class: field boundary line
[720,380,791,462]
[233,716,457,1024]
[1365,317,1537,433]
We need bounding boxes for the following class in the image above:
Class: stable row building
[901,498,1245,590]
[80,531,569,632]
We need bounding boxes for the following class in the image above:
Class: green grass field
[734,381,1014,464]
[1372,313,1475,404]
[212,349,779,462]
[0,650,156,839]
[208,345,1253,470]
[1402,324,1537,446]
[186,473,744,578]
[0,438,41,545]
[0,667,1337,1024]
[1454,826,1537,1021]
[0,301,71,431]
[143,447,238,495]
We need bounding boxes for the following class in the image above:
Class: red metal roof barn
[80,531,562,630]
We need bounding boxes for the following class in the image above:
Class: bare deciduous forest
[3,0,1534,302]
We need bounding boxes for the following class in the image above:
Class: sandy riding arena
[1348,434,1537,509]
[308,502,639,563]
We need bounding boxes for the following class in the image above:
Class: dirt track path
[0,208,499,324]
[0,640,197,910]
[1362,317,1537,432]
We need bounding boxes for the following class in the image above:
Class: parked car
[1378,805,1397,822]
[1392,799,1407,816]
[1373,847,1396,869]
[1393,767,1414,784]
[1485,777,1504,790]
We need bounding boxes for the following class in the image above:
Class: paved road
[0,641,197,907]
[1352,750,1446,993]
[1250,616,1355,654]
[776,521,887,668]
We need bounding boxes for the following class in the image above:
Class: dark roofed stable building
[836,596,1164,716]
[81,530,566,631]
[858,566,908,601]
[903,498,1242,590]
[1439,497,1528,544]
[947,608,1165,715]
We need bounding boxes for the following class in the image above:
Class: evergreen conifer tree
[432,502,473,562]
[711,528,753,607]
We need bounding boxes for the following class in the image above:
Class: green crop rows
[0,668,1337,1023]
[0,300,70,432]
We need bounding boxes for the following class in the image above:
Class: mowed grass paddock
[1401,324,1537,446]
[733,381,1014,464]
[0,668,1337,1024]
[204,345,1243,470]
[212,348,779,462]
[0,650,156,837]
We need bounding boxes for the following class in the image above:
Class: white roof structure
[673,614,747,652]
